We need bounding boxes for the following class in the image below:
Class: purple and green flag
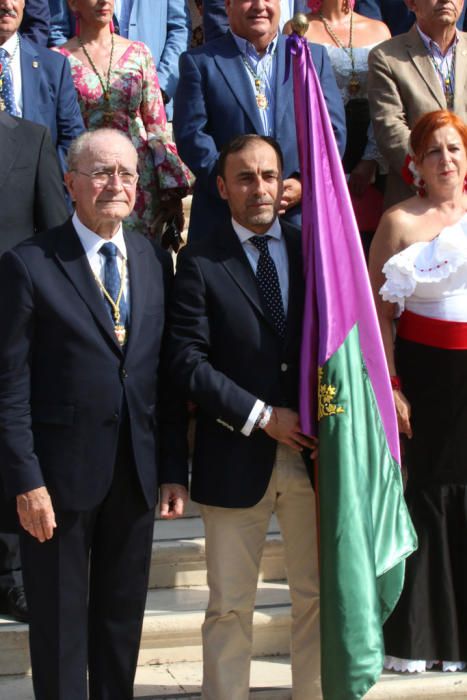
[286,31,418,700]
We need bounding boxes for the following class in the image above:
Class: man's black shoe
[0,585,28,623]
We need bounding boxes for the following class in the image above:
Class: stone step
[2,656,467,699]
[0,582,292,677]
[151,515,285,589]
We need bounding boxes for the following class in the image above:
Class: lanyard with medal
[242,46,275,110]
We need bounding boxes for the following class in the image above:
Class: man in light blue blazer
[174,0,346,242]
[113,0,191,118]
[48,0,191,119]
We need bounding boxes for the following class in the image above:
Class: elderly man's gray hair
[67,129,137,172]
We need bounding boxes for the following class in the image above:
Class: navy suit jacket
[169,221,308,507]
[20,0,50,46]
[20,35,84,170]
[173,32,346,241]
[0,220,187,512]
[356,0,466,35]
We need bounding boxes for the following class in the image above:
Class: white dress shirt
[231,217,289,436]
[72,212,131,314]
[1,33,23,116]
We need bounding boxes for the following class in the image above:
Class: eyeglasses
[72,169,139,187]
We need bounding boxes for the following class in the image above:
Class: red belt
[397,310,467,350]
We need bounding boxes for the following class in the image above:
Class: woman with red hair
[370,110,467,673]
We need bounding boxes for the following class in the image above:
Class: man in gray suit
[368,0,467,208]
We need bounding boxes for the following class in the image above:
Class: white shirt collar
[72,212,127,259]
[231,216,282,245]
[0,32,19,55]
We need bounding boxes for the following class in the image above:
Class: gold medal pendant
[114,324,127,346]
[256,93,268,109]
[348,75,361,96]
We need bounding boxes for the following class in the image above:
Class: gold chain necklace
[94,257,127,346]
[319,9,360,96]
[78,33,115,124]
[241,48,275,110]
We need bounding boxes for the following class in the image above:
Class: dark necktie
[250,235,286,336]
[99,242,128,330]
[0,48,16,115]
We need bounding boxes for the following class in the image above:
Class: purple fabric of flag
[287,34,400,463]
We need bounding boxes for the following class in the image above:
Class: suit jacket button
[121,368,128,379]
[112,412,120,423]
[281,363,288,372]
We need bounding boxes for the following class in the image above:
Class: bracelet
[390,375,402,391]
[257,405,273,431]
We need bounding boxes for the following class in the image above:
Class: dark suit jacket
[169,221,306,508]
[20,0,50,46]
[356,0,466,35]
[173,32,346,241]
[0,220,187,512]
[20,35,84,171]
[0,112,68,254]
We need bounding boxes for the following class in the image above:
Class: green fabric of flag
[318,325,417,700]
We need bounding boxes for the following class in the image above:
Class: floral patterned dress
[57,41,193,236]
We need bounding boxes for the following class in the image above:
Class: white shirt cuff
[241,400,265,437]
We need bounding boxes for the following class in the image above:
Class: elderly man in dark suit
[173,0,345,242]
[0,0,84,171]
[0,128,188,700]
[0,110,68,624]
[169,134,321,700]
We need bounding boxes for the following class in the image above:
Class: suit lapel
[19,37,40,120]
[53,220,123,354]
[219,223,291,338]
[454,33,467,114]
[0,114,20,191]
[405,27,445,108]
[123,230,148,356]
[213,35,264,135]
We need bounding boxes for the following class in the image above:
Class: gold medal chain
[94,257,126,326]
[241,49,274,110]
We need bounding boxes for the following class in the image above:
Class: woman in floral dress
[55,0,193,237]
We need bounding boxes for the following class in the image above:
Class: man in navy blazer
[0,0,84,172]
[169,134,320,699]
[173,0,346,242]
[0,129,188,700]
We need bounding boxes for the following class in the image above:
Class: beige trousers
[199,445,321,700]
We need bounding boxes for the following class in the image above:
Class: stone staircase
[1,500,467,699]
